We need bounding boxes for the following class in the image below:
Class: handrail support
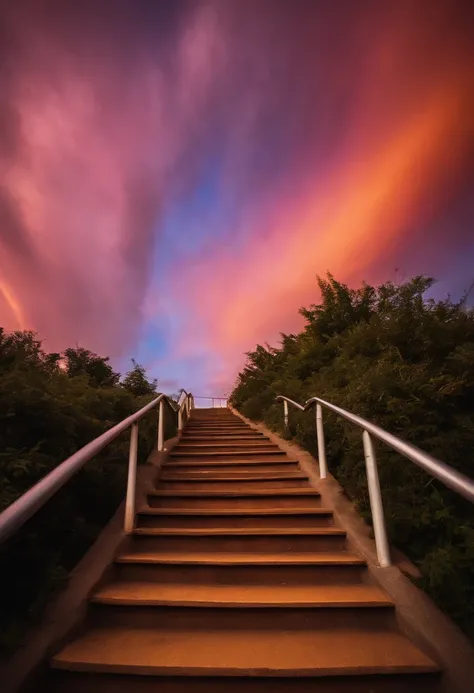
[363,430,391,567]
[157,399,165,451]
[316,404,328,479]
[283,399,289,430]
[124,422,139,534]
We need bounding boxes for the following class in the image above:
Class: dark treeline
[0,330,172,655]
[230,275,474,638]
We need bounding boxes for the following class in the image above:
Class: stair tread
[164,459,296,465]
[133,528,345,536]
[164,458,296,465]
[91,581,393,607]
[137,508,333,516]
[52,627,437,676]
[148,489,320,497]
[115,551,365,566]
[159,474,307,481]
[176,443,278,447]
[170,451,287,457]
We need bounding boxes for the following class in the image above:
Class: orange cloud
[166,20,473,390]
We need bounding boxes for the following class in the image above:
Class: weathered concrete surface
[1,434,180,693]
[231,406,474,693]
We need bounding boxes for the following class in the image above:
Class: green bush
[0,330,173,655]
[230,274,474,638]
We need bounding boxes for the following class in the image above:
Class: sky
[1,0,473,395]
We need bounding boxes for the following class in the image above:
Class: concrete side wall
[1,436,180,693]
[231,406,474,693]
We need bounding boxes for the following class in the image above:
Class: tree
[121,359,158,397]
[62,347,120,388]
[231,273,474,639]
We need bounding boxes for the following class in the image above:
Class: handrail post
[157,399,164,451]
[316,404,328,479]
[178,406,183,433]
[363,430,391,567]
[124,422,139,533]
[283,399,289,431]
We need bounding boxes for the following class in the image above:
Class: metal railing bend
[276,394,474,568]
[0,391,194,544]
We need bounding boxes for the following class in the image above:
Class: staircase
[49,408,440,692]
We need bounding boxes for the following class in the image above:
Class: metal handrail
[193,396,228,408]
[276,394,474,567]
[0,390,194,545]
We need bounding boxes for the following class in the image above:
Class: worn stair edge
[147,489,321,497]
[114,552,366,566]
[90,582,394,608]
[159,474,308,481]
[163,459,298,466]
[132,528,346,537]
[170,450,288,457]
[51,628,438,677]
[136,508,333,516]
[164,458,298,466]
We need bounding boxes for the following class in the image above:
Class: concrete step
[170,450,288,459]
[166,455,295,465]
[184,425,252,430]
[159,471,306,480]
[88,603,396,631]
[91,581,393,608]
[156,477,311,491]
[162,461,301,473]
[185,422,250,427]
[130,527,347,552]
[181,432,266,439]
[173,446,281,454]
[48,670,442,693]
[114,551,368,585]
[147,488,321,509]
[176,442,279,448]
[172,445,282,453]
[51,626,437,678]
[135,508,335,529]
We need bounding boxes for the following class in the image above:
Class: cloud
[1,1,473,392]
[0,0,224,356]
[154,0,474,389]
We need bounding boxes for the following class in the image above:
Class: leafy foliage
[0,330,171,655]
[231,274,474,638]
[122,358,158,396]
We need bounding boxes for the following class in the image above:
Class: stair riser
[89,604,395,631]
[170,452,288,460]
[136,514,334,529]
[181,439,268,444]
[162,463,301,473]
[172,451,283,458]
[172,448,283,455]
[156,480,310,491]
[183,428,263,433]
[168,456,291,464]
[185,423,250,428]
[159,472,304,480]
[114,562,367,585]
[47,672,442,693]
[147,496,321,510]
[182,432,265,437]
[129,534,346,553]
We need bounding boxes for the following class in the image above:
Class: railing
[193,396,228,408]
[0,390,194,544]
[276,394,474,568]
